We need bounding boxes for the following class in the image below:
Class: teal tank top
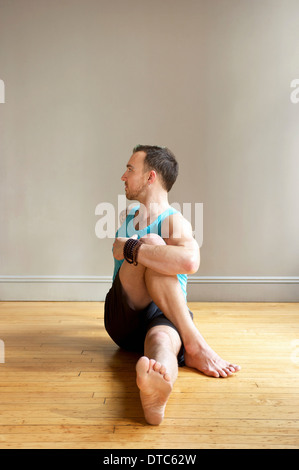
[112,205,188,300]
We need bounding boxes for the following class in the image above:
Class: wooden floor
[0,301,298,449]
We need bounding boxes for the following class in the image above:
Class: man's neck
[139,191,169,213]
[135,191,170,230]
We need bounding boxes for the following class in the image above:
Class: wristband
[123,238,139,264]
[132,239,144,266]
[123,238,144,265]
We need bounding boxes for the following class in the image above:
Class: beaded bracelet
[132,239,144,266]
[123,238,144,265]
[123,238,139,264]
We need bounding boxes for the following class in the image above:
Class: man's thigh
[118,234,166,310]
[118,260,152,310]
[105,271,187,361]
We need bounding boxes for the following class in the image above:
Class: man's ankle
[183,330,205,356]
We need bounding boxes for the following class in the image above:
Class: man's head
[121,145,178,201]
[132,145,178,192]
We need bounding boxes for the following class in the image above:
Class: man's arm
[113,213,200,275]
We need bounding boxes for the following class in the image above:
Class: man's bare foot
[184,335,241,378]
[136,356,172,425]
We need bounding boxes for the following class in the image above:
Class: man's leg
[136,325,181,425]
[119,234,240,379]
[144,266,240,378]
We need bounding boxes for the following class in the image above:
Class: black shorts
[104,271,193,367]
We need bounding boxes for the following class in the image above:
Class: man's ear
[148,170,157,184]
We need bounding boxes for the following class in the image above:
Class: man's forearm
[137,243,199,275]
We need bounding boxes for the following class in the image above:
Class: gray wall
[1,0,299,301]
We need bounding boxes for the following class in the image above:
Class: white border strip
[0,275,298,284]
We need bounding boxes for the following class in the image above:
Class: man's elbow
[183,251,200,274]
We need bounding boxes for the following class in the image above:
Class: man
[104,145,240,425]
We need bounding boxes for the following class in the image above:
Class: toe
[138,356,150,369]
[218,368,228,378]
[149,359,156,370]
[136,356,150,380]
[206,368,220,378]
[164,372,171,382]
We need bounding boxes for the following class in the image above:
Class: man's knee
[140,233,166,246]
[146,327,171,344]
[145,326,182,353]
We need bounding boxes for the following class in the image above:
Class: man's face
[121,151,149,200]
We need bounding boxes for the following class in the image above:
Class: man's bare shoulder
[161,212,195,245]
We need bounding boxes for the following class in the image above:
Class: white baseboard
[0,275,298,301]
[189,276,299,284]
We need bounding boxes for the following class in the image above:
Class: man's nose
[121,172,126,181]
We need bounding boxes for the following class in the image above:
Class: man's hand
[113,234,138,260]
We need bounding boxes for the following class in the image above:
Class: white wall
[0,0,299,301]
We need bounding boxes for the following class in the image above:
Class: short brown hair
[133,144,178,192]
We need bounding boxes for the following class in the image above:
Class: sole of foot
[136,356,172,425]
